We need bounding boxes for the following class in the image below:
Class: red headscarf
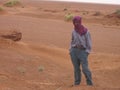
[73,16,87,35]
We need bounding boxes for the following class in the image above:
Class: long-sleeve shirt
[70,30,92,53]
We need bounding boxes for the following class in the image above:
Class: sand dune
[0,0,120,90]
[0,33,120,90]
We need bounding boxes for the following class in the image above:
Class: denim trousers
[70,48,93,85]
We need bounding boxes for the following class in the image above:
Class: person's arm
[85,31,92,54]
[69,31,74,51]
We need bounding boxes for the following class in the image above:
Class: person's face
[73,20,81,26]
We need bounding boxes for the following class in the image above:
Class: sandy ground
[0,0,120,90]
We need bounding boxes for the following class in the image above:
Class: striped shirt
[70,30,92,53]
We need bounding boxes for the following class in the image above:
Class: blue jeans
[70,48,93,85]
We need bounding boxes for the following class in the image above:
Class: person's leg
[78,50,93,85]
[70,48,81,85]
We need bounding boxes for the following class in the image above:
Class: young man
[69,16,93,86]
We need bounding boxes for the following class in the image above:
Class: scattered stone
[0,31,22,41]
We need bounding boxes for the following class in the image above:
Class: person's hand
[86,52,89,55]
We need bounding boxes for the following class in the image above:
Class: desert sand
[0,0,120,90]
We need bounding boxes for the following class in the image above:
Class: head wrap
[73,16,87,35]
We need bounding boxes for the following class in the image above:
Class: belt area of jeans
[73,45,86,50]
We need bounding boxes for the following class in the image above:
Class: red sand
[0,0,120,90]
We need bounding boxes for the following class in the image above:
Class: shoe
[87,82,93,86]
[70,84,79,87]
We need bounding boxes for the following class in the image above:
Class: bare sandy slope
[0,0,120,90]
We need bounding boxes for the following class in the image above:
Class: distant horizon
[45,0,120,5]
